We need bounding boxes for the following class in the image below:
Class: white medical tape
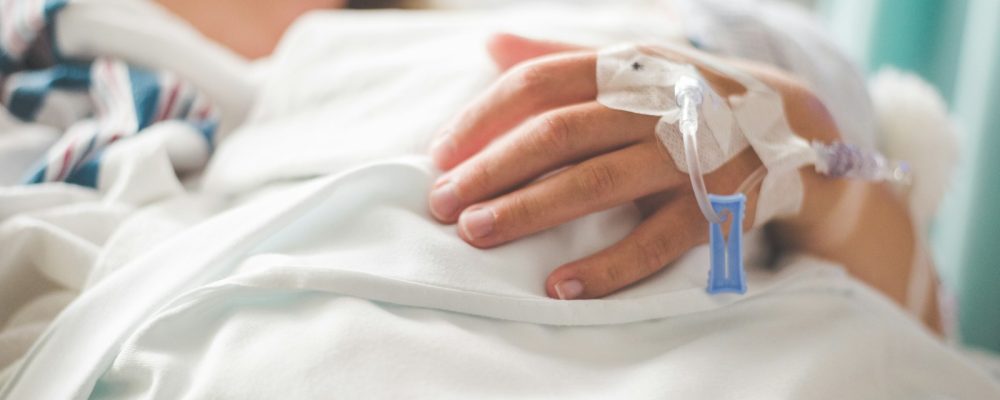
[596,43,818,225]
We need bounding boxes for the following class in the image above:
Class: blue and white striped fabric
[0,0,68,71]
[0,0,218,188]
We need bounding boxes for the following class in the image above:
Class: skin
[429,34,941,331]
[155,0,345,59]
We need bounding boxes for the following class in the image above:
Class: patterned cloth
[0,0,218,188]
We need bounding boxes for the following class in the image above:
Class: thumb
[486,33,586,71]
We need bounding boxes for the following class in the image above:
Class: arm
[747,65,942,332]
[774,166,942,332]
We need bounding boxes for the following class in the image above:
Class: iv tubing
[676,77,724,224]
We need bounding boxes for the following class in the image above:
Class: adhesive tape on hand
[596,43,818,224]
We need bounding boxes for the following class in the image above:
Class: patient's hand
[427,35,766,300]
[426,35,922,311]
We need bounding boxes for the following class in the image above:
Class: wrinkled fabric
[0,0,222,188]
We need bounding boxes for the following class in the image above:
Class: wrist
[774,167,865,252]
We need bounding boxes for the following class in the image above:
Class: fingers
[542,148,765,300]
[453,144,684,248]
[430,51,598,170]
[429,103,658,222]
[545,194,707,300]
[486,33,586,71]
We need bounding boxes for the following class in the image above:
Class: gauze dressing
[596,43,817,225]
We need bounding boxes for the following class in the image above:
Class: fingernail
[554,279,584,300]
[461,207,495,239]
[430,134,453,168]
[429,183,461,219]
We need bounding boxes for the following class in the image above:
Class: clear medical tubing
[675,76,725,224]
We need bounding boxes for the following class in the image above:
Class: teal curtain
[817,0,1000,352]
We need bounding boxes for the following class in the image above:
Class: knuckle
[598,263,632,290]
[494,194,536,232]
[533,111,574,151]
[632,237,673,272]
[459,160,497,198]
[788,84,830,120]
[769,74,839,139]
[509,63,552,98]
[575,163,621,196]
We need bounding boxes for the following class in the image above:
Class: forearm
[773,171,942,332]
[741,63,941,331]
[776,173,913,301]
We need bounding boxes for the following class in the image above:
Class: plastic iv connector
[674,75,748,295]
[812,141,912,185]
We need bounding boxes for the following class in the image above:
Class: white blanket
[2,3,999,399]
